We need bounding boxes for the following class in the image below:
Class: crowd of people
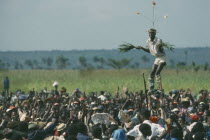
[0,81,209,140]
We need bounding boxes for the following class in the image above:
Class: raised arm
[135,46,150,53]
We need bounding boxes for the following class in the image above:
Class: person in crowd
[0,83,209,140]
[3,76,10,96]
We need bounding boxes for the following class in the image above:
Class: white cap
[171,108,179,112]
[52,81,59,87]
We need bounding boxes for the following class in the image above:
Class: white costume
[146,37,166,65]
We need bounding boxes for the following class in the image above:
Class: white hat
[52,81,59,87]
[56,123,66,131]
[171,108,179,112]
[199,102,205,105]
[91,102,96,105]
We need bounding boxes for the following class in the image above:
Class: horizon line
[0,46,210,52]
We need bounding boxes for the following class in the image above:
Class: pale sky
[0,0,209,51]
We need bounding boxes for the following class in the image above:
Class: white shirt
[146,37,165,57]
[188,122,197,132]
[127,120,165,140]
[98,95,106,101]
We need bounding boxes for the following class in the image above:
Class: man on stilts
[135,28,166,92]
[118,1,174,92]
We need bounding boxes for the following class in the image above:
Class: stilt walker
[136,28,166,92]
[118,1,174,93]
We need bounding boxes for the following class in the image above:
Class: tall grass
[0,69,209,94]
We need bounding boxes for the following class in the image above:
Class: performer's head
[148,28,156,41]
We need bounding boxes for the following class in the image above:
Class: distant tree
[107,59,120,69]
[203,62,209,71]
[14,62,19,69]
[87,64,95,70]
[141,55,150,63]
[93,56,100,63]
[93,56,106,69]
[191,61,200,72]
[56,55,69,69]
[78,56,88,69]
[134,62,140,68]
[25,59,34,69]
[42,57,53,69]
[5,62,10,69]
[46,57,53,68]
[41,57,47,64]
[130,62,140,69]
[176,61,186,68]
[194,66,200,72]
[176,61,187,73]
[107,58,132,69]
[98,57,106,69]
[184,50,188,65]
[0,59,5,70]
[19,64,23,69]
[169,59,175,68]
[14,61,23,69]
[121,58,131,66]
[33,60,39,69]
[192,61,196,68]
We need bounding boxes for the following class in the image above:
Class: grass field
[0,69,209,95]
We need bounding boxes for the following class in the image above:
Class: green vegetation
[0,69,209,94]
[1,48,210,70]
